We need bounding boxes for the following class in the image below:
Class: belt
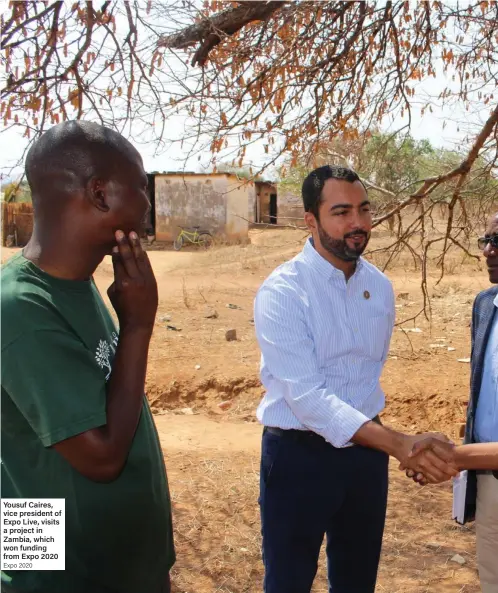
[264,415,382,444]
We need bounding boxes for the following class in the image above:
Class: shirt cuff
[324,407,371,448]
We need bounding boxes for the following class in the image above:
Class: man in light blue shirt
[254,165,456,593]
[467,213,498,592]
[405,212,498,592]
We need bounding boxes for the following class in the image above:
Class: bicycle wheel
[197,232,213,249]
[173,235,184,251]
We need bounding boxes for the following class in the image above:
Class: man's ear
[304,211,317,233]
[87,177,109,212]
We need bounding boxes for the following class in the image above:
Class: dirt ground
[3,226,492,592]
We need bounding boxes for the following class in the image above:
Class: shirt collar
[302,237,363,279]
[494,293,498,308]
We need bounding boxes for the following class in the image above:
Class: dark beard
[317,223,370,262]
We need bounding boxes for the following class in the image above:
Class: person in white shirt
[254,165,456,593]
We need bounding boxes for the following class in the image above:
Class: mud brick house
[147,172,255,243]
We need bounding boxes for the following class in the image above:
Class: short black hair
[302,165,363,219]
[25,121,141,208]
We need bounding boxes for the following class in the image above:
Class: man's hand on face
[397,433,459,485]
[107,230,158,334]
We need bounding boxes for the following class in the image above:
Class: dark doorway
[269,193,277,224]
[146,173,156,235]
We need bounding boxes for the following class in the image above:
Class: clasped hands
[398,433,459,485]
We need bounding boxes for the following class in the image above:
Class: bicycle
[173,226,214,251]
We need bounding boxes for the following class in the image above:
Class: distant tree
[2,180,31,203]
[216,163,255,180]
[279,130,498,304]
[279,131,438,206]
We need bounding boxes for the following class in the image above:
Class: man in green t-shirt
[1,121,175,593]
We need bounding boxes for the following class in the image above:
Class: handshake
[398,433,459,485]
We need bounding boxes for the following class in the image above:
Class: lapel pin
[364,290,370,300]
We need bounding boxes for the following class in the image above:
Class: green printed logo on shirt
[95,333,118,381]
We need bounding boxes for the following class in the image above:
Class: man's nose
[483,241,495,258]
[349,210,363,229]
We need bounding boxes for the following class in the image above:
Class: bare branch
[158,1,287,66]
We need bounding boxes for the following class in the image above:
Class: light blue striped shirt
[474,294,498,443]
[254,237,395,448]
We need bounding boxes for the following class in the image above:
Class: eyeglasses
[477,234,498,251]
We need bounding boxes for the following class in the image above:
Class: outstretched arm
[255,283,458,483]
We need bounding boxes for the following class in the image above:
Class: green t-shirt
[1,253,175,593]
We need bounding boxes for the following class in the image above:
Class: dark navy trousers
[259,428,389,593]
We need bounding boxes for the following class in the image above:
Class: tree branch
[373,102,498,228]
[158,1,288,66]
